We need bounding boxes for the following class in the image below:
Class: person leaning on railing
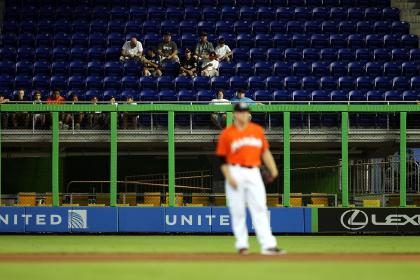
[62,92,84,130]
[210,89,230,129]
[0,93,10,129]
[12,88,30,129]
[46,89,66,129]
[122,95,138,129]
[32,90,46,129]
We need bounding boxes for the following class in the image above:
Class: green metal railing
[1,103,417,207]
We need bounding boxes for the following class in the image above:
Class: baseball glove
[260,166,275,184]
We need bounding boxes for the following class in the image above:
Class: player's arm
[219,158,237,189]
[262,149,278,179]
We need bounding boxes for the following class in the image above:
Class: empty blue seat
[330,62,347,76]
[274,61,293,76]
[236,33,254,48]
[193,76,211,90]
[347,34,365,48]
[203,7,220,21]
[331,90,349,102]
[392,21,409,34]
[356,76,374,90]
[88,47,105,61]
[338,48,355,62]
[374,21,391,34]
[411,77,420,90]
[303,48,320,62]
[178,90,197,101]
[384,90,402,101]
[294,7,311,20]
[70,47,88,61]
[248,76,266,90]
[216,21,234,34]
[266,76,283,90]
[197,20,215,34]
[197,90,214,101]
[374,76,392,90]
[391,48,409,61]
[402,62,418,76]
[254,34,273,48]
[139,76,157,90]
[156,76,173,91]
[304,20,323,34]
[330,34,348,49]
[17,47,35,61]
[148,7,165,21]
[68,76,85,90]
[339,21,357,34]
[254,90,272,101]
[103,76,121,90]
[322,21,339,34]
[320,76,337,90]
[240,7,257,21]
[367,90,384,101]
[349,90,366,102]
[348,61,365,76]
[403,90,419,101]
[402,35,419,48]
[293,90,311,101]
[267,48,284,62]
[221,7,239,21]
[33,61,50,75]
[273,90,292,101]
[273,34,291,48]
[383,34,400,48]
[121,76,139,90]
[374,48,391,61]
[108,19,126,33]
[338,76,355,90]
[219,62,236,76]
[51,61,68,75]
[32,74,49,90]
[69,61,87,75]
[287,21,304,34]
[140,90,158,102]
[357,21,373,34]
[36,33,53,48]
[211,76,229,90]
[50,75,67,90]
[254,62,273,76]
[312,90,330,101]
[236,62,254,76]
[87,61,104,76]
[86,76,103,90]
[355,48,373,62]
[270,20,287,34]
[284,76,301,90]
[230,76,248,90]
[312,7,329,20]
[159,90,178,102]
[249,48,266,62]
[393,76,410,91]
[174,76,193,90]
[86,90,103,100]
[410,49,420,61]
[292,62,310,76]
[348,7,365,20]
[257,7,275,21]
[302,76,319,91]
[384,62,401,76]
[365,34,384,48]
[320,48,337,62]
[366,62,384,77]
[292,34,309,48]
[383,7,400,20]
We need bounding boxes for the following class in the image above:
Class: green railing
[1,103,418,207]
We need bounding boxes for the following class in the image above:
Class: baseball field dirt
[0,236,419,280]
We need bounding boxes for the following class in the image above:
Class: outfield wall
[1,207,419,234]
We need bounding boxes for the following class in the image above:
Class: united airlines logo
[68,210,88,229]
[231,137,262,153]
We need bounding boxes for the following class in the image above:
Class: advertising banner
[318,208,420,233]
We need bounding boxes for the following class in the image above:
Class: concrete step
[411,28,420,36]
[401,15,420,23]
[400,9,420,16]
[393,2,417,9]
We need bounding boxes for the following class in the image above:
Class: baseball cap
[200,32,207,37]
[164,31,171,36]
[233,102,250,112]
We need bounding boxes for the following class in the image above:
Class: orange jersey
[216,122,269,167]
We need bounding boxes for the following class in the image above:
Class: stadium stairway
[392,0,420,35]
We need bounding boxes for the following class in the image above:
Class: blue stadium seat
[216,21,234,34]
[292,34,309,48]
[236,62,254,76]
[384,62,401,76]
[183,7,202,21]
[357,21,373,34]
[365,62,383,77]
[72,33,89,48]
[276,7,294,20]
[270,21,287,34]
[384,90,402,101]
[121,76,139,90]
[367,90,384,101]
[322,21,339,34]
[36,33,53,48]
[88,47,106,61]
[320,48,337,62]
[365,34,384,48]
[330,62,347,77]
[32,74,49,90]
[139,76,157,90]
[392,48,409,61]
[107,33,125,48]
[254,90,272,101]
[197,90,214,101]
[178,90,197,101]
[401,35,419,48]
[257,7,275,20]
[303,48,320,62]
[292,90,311,102]
[86,90,103,101]
[148,7,166,21]
[392,21,409,34]
[254,34,273,48]
[284,76,301,90]
[254,62,273,76]
[221,7,239,21]
[411,77,420,90]
[338,76,355,90]
[374,21,391,34]
[374,76,392,90]
[17,47,35,61]
[33,61,50,75]
[230,76,248,90]
[403,90,419,101]
[339,21,357,34]
[383,7,400,20]
[312,90,330,102]
[197,20,215,34]
[249,48,267,62]
[356,76,374,90]
[248,76,266,90]
[337,48,355,62]
[347,34,365,48]
[240,7,258,21]
[265,76,283,90]
[320,76,337,90]
[393,76,411,91]
[104,62,123,77]
[156,76,174,90]
[383,34,400,48]
[349,90,366,102]
[50,75,67,90]
[193,76,211,90]
[108,19,126,33]
[273,90,292,101]
[236,33,254,48]
[402,62,419,76]
[87,61,104,76]
[267,48,284,62]
[203,7,220,21]
[51,61,68,75]
[219,62,236,76]
[305,20,323,34]
[410,49,420,61]
[159,90,178,102]
[69,61,87,76]
[140,90,158,102]
[374,48,391,62]
[330,34,348,49]
[174,76,193,90]
[331,90,349,102]
[311,61,330,77]
[68,75,85,90]
[0,47,17,61]
[302,76,319,91]
[348,61,365,76]
[211,76,229,90]
[355,48,373,62]
[292,62,311,76]
[103,76,121,90]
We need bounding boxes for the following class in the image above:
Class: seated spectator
[158,32,179,63]
[142,49,162,77]
[12,88,29,129]
[215,38,233,62]
[201,52,219,77]
[210,89,231,129]
[195,32,214,61]
[32,90,46,129]
[63,93,84,130]
[122,96,139,129]
[0,93,10,129]
[231,89,256,105]
[120,37,143,62]
[87,96,104,129]
[46,89,66,128]
[104,96,118,129]
[179,48,197,76]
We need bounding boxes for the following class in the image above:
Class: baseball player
[216,102,286,256]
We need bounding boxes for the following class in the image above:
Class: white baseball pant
[225,165,277,251]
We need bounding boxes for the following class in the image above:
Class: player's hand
[227,176,238,190]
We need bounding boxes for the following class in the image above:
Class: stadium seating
[0,0,418,115]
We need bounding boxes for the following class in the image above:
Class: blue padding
[269,208,305,233]
[0,207,25,232]
[70,207,118,233]
[304,208,313,233]
[165,207,212,233]
[118,207,165,232]
[25,207,70,233]
[211,207,233,233]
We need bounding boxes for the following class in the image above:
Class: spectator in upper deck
[210,89,230,129]
[215,38,233,62]
[142,48,162,77]
[195,32,214,61]
[87,96,104,129]
[179,48,198,76]
[231,89,256,105]
[201,52,219,77]
[12,88,29,129]
[122,95,139,130]
[157,32,179,63]
[47,89,66,128]
[32,90,46,129]
[120,37,143,62]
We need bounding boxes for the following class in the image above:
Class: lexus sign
[319,208,420,233]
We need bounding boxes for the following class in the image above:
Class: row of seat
[3,19,409,35]
[3,75,420,92]
[4,6,400,23]
[7,0,393,9]
[2,32,417,50]
[2,59,417,76]
[4,89,419,103]
[3,47,419,63]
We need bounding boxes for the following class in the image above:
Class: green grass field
[1,235,420,280]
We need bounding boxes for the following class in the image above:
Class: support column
[226,111,233,126]
[0,112,2,206]
[283,112,290,207]
[341,112,349,207]
[110,111,117,207]
[52,112,59,206]
[168,111,175,207]
[400,112,407,207]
